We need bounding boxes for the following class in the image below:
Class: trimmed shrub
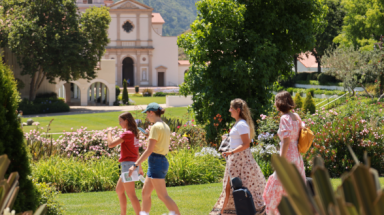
[286,88,294,95]
[153,92,167,97]
[135,85,139,93]
[142,88,153,97]
[294,72,311,81]
[132,93,143,97]
[293,93,303,109]
[19,98,70,115]
[306,88,315,97]
[303,92,316,114]
[0,57,38,211]
[36,92,58,99]
[122,79,129,105]
[318,73,338,85]
[115,85,121,99]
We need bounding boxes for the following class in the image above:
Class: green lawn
[22,107,190,135]
[58,183,221,215]
[58,178,384,214]
[130,96,166,105]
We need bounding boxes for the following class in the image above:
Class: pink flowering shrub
[26,125,191,160]
[257,97,384,177]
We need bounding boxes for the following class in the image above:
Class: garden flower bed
[257,96,384,177]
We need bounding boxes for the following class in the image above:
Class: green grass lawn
[130,96,166,105]
[58,183,221,215]
[58,178,384,215]
[22,107,190,136]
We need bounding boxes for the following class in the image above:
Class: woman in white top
[210,98,266,215]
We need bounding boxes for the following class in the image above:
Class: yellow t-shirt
[148,122,170,155]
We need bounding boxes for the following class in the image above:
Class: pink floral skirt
[210,148,266,215]
[263,142,305,215]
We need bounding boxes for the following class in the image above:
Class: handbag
[218,134,231,152]
[298,127,314,153]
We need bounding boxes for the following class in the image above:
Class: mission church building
[2,0,189,106]
[77,0,188,88]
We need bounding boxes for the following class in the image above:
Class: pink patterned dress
[263,113,306,215]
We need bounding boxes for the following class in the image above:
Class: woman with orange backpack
[263,91,307,215]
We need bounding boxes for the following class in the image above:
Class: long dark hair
[119,112,139,139]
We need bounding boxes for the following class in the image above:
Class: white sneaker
[140,212,149,215]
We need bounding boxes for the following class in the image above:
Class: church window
[141,68,148,81]
[87,0,93,3]
[122,21,134,33]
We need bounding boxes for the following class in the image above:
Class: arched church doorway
[58,82,81,106]
[122,57,134,86]
[87,82,109,106]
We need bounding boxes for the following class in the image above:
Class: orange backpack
[298,127,314,153]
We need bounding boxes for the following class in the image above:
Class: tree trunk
[29,72,36,101]
[28,67,45,101]
[378,93,384,102]
[317,57,322,73]
[293,55,298,75]
[360,83,373,100]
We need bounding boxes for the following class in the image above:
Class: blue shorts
[147,153,169,179]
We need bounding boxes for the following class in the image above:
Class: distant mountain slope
[113,0,198,36]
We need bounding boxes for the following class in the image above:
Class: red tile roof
[178,60,190,66]
[298,52,318,68]
[152,13,165,24]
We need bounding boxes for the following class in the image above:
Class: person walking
[107,112,143,215]
[263,91,306,215]
[210,98,266,215]
[128,103,180,215]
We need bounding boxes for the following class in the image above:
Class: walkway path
[23,104,168,118]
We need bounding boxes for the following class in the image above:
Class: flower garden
[21,92,384,214]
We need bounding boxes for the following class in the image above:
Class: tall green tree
[333,0,384,50]
[0,0,111,101]
[0,56,38,212]
[178,0,327,141]
[311,0,345,73]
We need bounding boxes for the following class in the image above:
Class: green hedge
[286,88,346,96]
[19,98,70,115]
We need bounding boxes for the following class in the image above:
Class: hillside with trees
[114,0,198,36]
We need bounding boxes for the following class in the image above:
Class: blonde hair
[230,98,255,139]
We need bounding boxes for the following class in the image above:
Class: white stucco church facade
[77,0,189,88]
[2,0,190,106]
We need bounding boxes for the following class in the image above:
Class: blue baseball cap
[142,102,162,113]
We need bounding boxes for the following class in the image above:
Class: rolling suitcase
[231,177,258,215]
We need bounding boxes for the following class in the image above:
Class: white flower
[195,147,221,158]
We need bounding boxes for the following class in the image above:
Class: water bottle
[138,175,145,183]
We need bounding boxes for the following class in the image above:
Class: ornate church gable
[110,0,152,10]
